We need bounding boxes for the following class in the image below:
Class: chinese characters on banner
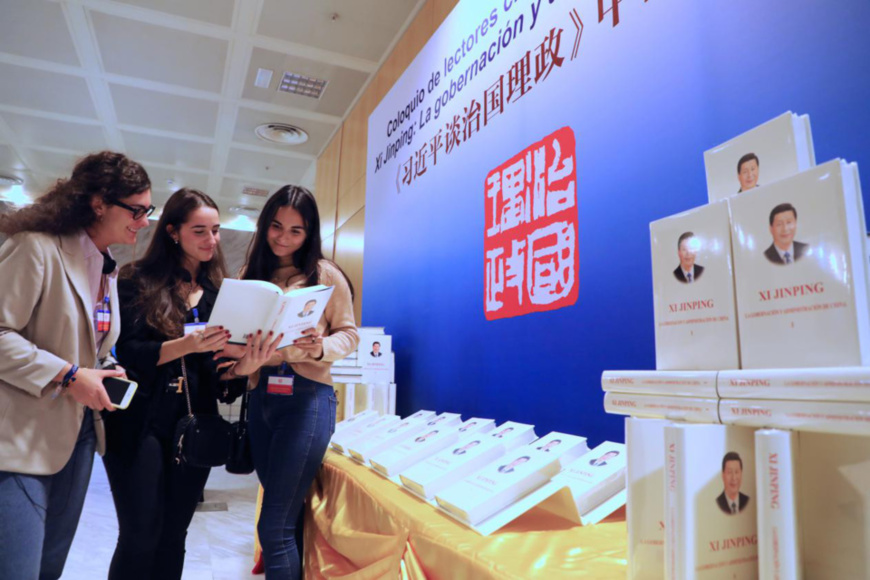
[484,126,579,320]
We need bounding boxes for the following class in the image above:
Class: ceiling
[0,0,422,225]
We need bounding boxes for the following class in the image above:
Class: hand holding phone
[103,377,138,410]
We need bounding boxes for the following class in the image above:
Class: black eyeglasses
[109,200,156,220]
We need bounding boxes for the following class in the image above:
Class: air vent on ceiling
[278,72,327,99]
[242,186,270,198]
[254,123,309,146]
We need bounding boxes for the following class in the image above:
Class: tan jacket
[0,232,120,475]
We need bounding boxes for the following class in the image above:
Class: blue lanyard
[192,307,200,323]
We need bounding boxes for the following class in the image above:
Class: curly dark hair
[0,151,151,236]
[120,188,227,338]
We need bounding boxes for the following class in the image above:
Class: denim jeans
[0,409,96,580]
[248,367,337,580]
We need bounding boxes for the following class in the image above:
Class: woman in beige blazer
[0,151,152,580]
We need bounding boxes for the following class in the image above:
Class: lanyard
[95,274,111,333]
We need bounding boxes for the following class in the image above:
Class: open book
[209,279,334,348]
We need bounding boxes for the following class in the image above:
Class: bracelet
[52,364,79,400]
[61,364,79,389]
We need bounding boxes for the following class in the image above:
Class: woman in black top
[103,188,279,580]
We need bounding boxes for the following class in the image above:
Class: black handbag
[173,356,232,468]
[226,389,254,475]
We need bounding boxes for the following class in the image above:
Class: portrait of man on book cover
[589,450,620,467]
[370,341,383,357]
[414,430,439,443]
[716,451,750,515]
[297,299,317,318]
[673,231,704,283]
[536,439,561,452]
[452,440,481,455]
[764,202,808,265]
[497,456,530,474]
[737,152,760,193]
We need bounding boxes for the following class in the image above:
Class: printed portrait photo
[716,451,750,515]
[764,203,807,265]
[737,153,760,193]
[297,299,317,318]
[589,450,620,467]
[497,456,530,474]
[673,231,704,284]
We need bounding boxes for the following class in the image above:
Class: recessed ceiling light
[242,186,270,198]
[254,123,309,146]
[0,174,24,187]
[278,72,327,99]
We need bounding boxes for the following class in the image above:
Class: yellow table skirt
[301,452,629,579]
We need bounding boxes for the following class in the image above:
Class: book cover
[665,424,758,580]
[346,413,434,464]
[626,417,670,580]
[719,399,870,436]
[718,367,870,402]
[370,418,496,477]
[602,370,719,398]
[329,414,401,454]
[729,159,870,368]
[704,112,814,203]
[755,429,802,580]
[333,408,377,435]
[553,441,626,516]
[604,392,720,424]
[399,421,536,500]
[434,435,582,526]
[210,279,334,347]
[798,432,870,578]
[650,201,740,370]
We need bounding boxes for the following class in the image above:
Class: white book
[651,202,740,370]
[704,111,815,203]
[333,409,378,435]
[346,413,440,464]
[664,424,758,580]
[798,432,870,578]
[718,367,870,402]
[388,382,396,415]
[719,399,870,436]
[370,418,496,477]
[399,422,536,500]
[209,279,334,347]
[435,433,588,526]
[626,418,670,580]
[553,441,626,516]
[329,413,401,454]
[755,429,802,580]
[729,159,870,368]
[363,383,391,415]
[362,352,395,383]
[332,383,356,423]
[604,392,720,424]
[602,370,719,398]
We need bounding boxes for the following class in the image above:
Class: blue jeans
[248,368,337,580]
[0,409,96,580]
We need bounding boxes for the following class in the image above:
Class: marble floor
[63,460,262,579]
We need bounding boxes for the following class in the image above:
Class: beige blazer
[0,232,120,475]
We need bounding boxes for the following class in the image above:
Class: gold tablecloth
[301,452,628,579]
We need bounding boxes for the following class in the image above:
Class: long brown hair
[242,185,353,297]
[0,151,150,236]
[120,188,227,338]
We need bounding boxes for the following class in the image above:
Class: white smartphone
[104,377,138,410]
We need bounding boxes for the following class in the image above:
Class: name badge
[267,375,294,395]
[184,322,208,336]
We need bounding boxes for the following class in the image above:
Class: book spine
[604,392,720,424]
[626,418,667,580]
[718,367,870,402]
[602,370,719,398]
[755,430,802,580]
[663,426,684,580]
[720,399,870,436]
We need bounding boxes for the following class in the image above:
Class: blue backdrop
[362,0,870,447]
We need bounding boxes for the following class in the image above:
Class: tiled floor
[63,459,262,579]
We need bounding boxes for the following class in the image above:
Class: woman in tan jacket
[0,151,152,579]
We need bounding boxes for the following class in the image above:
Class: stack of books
[604,112,870,579]
[331,326,397,420]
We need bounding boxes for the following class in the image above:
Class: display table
[303,452,628,579]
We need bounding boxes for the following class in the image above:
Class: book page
[209,279,282,342]
[271,285,335,346]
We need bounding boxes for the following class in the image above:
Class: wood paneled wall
[315,0,460,325]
